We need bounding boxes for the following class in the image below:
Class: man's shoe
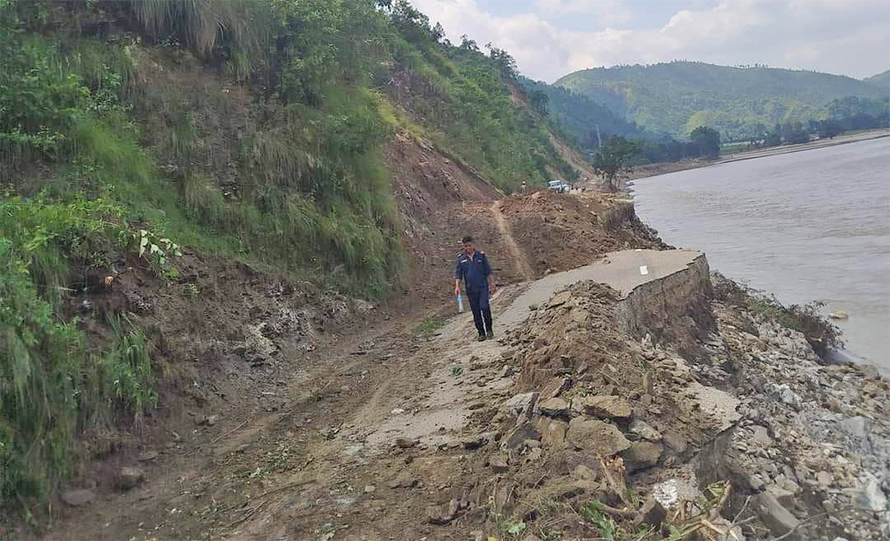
[486,331,494,339]
[477,334,487,342]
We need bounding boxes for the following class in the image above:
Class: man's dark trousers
[467,285,492,337]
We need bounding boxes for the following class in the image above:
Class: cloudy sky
[409,0,890,82]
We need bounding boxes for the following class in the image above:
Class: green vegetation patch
[0,0,599,512]
[556,61,887,141]
[0,198,157,507]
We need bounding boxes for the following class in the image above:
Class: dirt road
[36,248,700,541]
[490,201,535,282]
[221,248,703,539]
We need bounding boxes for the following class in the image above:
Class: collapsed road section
[56,249,886,541]
[272,249,886,541]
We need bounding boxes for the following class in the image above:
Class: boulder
[629,419,662,442]
[387,470,419,489]
[662,430,688,455]
[395,438,417,449]
[622,442,662,473]
[756,492,801,538]
[117,467,145,490]
[548,291,572,308]
[840,416,869,441]
[711,518,747,541]
[539,398,570,418]
[652,477,700,511]
[537,418,568,448]
[61,489,95,507]
[570,397,586,417]
[426,498,461,524]
[572,464,598,481]
[503,392,539,416]
[462,432,494,450]
[137,450,159,462]
[854,475,889,511]
[638,496,667,526]
[540,477,599,501]
[541,377,573,399]
[566,418,631,457]
[490,456,509,474]
[502,422,542,453]
[766,485,796,509]
[582,395,632,419]
[750,425,773,447]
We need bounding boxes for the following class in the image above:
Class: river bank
[629,128,890,181]
[632,137,890,378]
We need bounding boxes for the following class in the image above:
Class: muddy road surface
[35,250,698,540]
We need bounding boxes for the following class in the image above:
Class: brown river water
[633,137,890,373]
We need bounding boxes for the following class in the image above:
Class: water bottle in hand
[457,293,464,313]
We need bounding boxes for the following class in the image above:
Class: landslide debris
[498,190,668,277]
[431,278,890,540]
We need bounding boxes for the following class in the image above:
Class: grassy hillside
[0,0,579,512]
[382,9,579,187]
[556,61,886,140]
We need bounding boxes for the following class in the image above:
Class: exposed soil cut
[498,190,668,278]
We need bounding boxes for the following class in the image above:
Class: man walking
[454,236,495,341]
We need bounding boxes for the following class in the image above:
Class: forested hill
[555,61,887,140]
[519,77,644,144]
[864,70,890,95]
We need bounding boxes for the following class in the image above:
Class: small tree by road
[689,126,721,159]
[592,136,639,191]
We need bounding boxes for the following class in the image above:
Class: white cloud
[534,0,632,26]
[409,0,890,82]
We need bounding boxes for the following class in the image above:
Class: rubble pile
[711,302,890,540]
[498,191,667,277]
[449,279,888,540]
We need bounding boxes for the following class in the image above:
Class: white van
[547,180,568,193]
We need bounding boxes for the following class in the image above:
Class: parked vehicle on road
[547,180,569,193]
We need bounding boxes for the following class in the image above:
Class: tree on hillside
[764,125,782,147]
[388,0,432,44]
[689,126,721,159]
[780,121,810,144]
[592,136,639,191]
[817,119,844,139]
[460,34,479,51]
[485,43,518,79]
[528,89,549,115]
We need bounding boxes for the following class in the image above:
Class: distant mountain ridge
[555,61,887,140]
[864,70,890,96]
[519,77,645,144]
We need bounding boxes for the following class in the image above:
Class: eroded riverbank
[633,137,890,375]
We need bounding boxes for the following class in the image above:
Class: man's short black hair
[461,236,474,244]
